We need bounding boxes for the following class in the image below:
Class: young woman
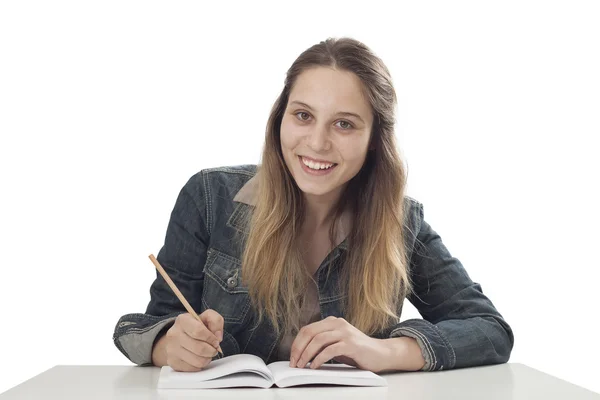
[113,37,514,373]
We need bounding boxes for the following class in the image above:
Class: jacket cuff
[113,312,182,366]
[389,318,456,371]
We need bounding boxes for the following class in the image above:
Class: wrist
[381,336,426,372]
[151,333,168,367]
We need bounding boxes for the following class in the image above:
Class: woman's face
[280,67,374,201]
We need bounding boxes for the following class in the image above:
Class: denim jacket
[112,164,514,371]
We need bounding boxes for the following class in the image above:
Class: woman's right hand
[152,310,224,371]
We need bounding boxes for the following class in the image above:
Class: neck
[302,188,343,232]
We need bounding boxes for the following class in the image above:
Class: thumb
[199,309,225,342]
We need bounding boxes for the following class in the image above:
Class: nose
[307,125,331,152]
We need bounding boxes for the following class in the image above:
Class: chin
[298,187,329,196]
[295,179,338,196]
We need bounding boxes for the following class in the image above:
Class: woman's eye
[337,120,353,130]
[296,111,310,121]
[294,112,353,130]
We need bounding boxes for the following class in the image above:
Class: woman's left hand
[289,316,393,372]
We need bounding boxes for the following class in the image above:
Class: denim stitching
[201,279,250,324]
[433,323,456,367]
[204,268,249,295]
[229,205,250,233]
[202,170,213,236]
[204,260,247,293]
[209,248,242,266]
[199,171,210,236]
[119,316,178,336]
[202,250,251,324]
[203,167,255,177]
[408,326,438,370]
[201,296,245,324]
[241,320,257,352]
[402,326,435,371]
[202,166,256,236]
[266,329,283,363]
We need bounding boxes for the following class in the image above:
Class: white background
[1,0,599,395]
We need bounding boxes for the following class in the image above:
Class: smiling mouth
[297,156,338,174]
[298,155,338,167]
[299,155,337,165]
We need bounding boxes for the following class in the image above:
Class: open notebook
[157,354,388,389]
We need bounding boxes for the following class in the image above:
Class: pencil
[148,254,224,357]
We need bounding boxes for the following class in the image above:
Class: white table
[1,363,598,399]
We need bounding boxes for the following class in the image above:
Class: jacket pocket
[202,247,251,324]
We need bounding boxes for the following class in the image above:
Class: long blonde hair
[238,37,412,336]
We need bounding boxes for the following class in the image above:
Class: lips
[299,155,337,165]
[298,155,338,175]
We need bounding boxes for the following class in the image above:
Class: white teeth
[301,156,335,170]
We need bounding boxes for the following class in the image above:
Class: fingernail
[289,357,295,367]
[216,330,223,342]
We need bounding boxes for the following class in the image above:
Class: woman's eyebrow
[289,100,365,124]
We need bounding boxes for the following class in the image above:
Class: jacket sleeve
[112,172,210,366]
[389,202,514,371]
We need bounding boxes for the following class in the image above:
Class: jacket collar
[233,173,351,249]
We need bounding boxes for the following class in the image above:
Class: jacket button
[227,276,237,288]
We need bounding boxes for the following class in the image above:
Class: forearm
[381,336,426,372]
[113,313,179,366]
[389,316,514,371]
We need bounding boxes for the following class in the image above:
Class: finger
[296,331,342,369]
[200,309,225,342]
[180,332,220,358]
[180,313,220,348]
[169,353,205,372]
[174,344,213,370]
[309,342,348,370]
[290,316,338,367]
[333,355,358,367]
